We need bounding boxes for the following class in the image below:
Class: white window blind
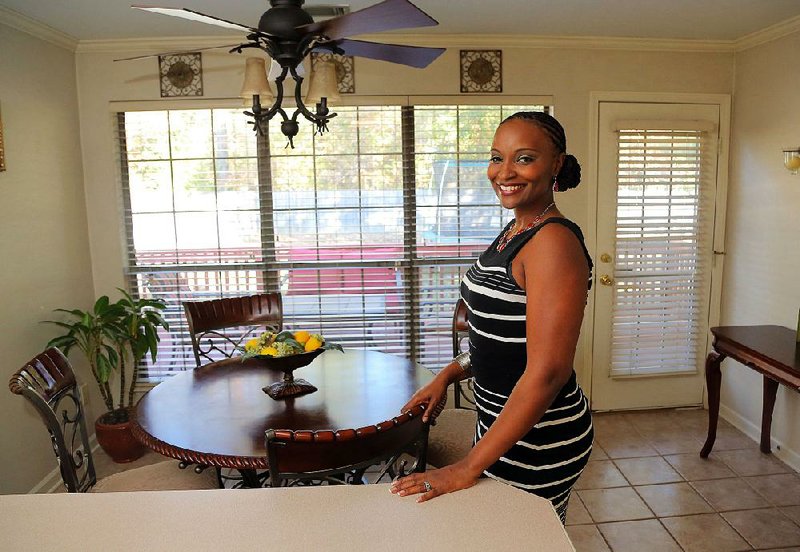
[118,103,543,381]
[610,125,716,377]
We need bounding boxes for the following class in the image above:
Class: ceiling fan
[131,0,446,146]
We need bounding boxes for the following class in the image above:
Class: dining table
[132,348,434,486]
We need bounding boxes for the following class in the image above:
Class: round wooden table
[132,349,433,481]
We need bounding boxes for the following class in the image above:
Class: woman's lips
[497,183,525,195]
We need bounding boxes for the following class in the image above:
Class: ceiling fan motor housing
[259,0,314,40]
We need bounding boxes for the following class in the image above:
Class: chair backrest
[183,292,283,366]
[265,404,429,487]
[8,348,96,493]
[452,298,469,357]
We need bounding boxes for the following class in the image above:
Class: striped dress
[461,217,594,523]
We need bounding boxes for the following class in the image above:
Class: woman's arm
[401,356,473,423]
[391,222,589,501]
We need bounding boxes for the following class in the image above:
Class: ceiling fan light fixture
[240,57,273,106]
[305,60,340,106]
[133,0,445,147]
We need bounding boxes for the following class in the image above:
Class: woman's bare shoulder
[521,219,586,262]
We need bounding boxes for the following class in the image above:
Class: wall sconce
[784,147,800,175]
[240,55,334,148]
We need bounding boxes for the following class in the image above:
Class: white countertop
[1,479,574,551]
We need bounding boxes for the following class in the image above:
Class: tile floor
[566,408,800,552]
[94,408,800,551]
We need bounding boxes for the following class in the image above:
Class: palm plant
[46,289,168,424]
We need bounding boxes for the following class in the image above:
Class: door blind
[610,125,716,377]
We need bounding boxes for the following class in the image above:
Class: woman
[391,112,593,523]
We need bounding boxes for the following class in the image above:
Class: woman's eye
[516,155,535,163]
[489,156,502,164]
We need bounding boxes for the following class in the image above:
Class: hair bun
[556,154,581,191]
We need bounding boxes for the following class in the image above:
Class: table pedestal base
[263,378,318,400]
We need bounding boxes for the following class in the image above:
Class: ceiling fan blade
[113,43,243,62]
[299,0,438,41]
[132,5,257,33]
[328,39,445,69]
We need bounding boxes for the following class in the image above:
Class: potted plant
[46,289,168,463]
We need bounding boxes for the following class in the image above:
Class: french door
[591,100,725,411]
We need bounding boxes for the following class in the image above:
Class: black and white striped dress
[461,217,594,523]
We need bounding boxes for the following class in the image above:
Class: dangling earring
[552,175,559,192]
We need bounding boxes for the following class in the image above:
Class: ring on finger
[423,480,433,493]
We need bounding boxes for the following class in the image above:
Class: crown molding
[0,6,78,51]
[734,14,800,51]
[76,33,737,56]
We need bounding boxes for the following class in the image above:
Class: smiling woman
[394,112,593,524]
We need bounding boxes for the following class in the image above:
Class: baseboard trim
[29,435,99,494]
[719,403,800,472]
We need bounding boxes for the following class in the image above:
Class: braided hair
[501,111,581,191]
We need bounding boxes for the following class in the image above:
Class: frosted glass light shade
[784,148,800,175]
[305,61,340,106]
[240,57,273,106]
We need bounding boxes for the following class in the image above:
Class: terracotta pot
[95,409,146,463]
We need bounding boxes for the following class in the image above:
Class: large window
[119,102,545,380]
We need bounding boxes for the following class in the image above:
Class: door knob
[600,253,612,263]
[599,274,614,286]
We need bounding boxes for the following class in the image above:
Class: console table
[701,325,800,458]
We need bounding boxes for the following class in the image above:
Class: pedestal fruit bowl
[241,330,341,399]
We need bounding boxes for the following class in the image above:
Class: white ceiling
[1,0,800,42]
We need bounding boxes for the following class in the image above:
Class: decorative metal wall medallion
[310,52,355,94]
[460,50,502,93]
[159,53,203,97]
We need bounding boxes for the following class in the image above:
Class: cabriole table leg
[761,376,779,454]
[700,351,725,458]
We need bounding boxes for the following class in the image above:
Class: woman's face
[488,119,564,213]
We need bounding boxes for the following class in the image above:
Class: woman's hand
[401,378,447,423]
[389,462,479,503]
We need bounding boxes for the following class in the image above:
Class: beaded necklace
[496,202,556,252]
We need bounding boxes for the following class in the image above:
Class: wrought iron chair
[265,404,429,487]
[183,292,283,367]
[183,292,283,485]
[426,298,477,468]
[8,348,217,493]
[452,298,475,410]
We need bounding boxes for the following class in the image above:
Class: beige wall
[0,25,95,494]
[721,30,800,468]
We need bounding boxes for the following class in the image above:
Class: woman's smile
[497,183,527,195]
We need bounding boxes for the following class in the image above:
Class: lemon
[304,336,323,352]
[245,338,260,352]
[260,346,279,356]
[293,330,311,344]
